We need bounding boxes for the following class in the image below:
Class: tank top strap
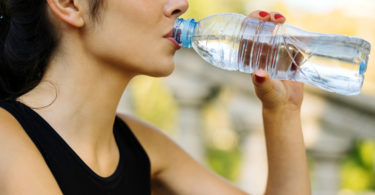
[0,99,151,194]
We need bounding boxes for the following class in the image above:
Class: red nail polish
[274,13,284,20]
[259,11,269,18]
[255,74,266,83]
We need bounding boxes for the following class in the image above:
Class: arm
[120,102,309,195]
[119,114,248,195]
[249,10,311,193]
[263,108,310,195]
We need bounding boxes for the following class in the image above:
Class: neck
[18,36,134,150]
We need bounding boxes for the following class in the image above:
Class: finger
[252,70,272,96]
[252,70,284,99]
[247,10,271,22]
[269,12,286,24]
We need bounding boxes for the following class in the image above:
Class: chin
[148,61,175,77]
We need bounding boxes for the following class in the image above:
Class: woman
[0,0,310,194]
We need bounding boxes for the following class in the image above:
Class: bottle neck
[173,18,198,48]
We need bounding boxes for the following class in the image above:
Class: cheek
[132,44,177,77]
[83,34,175,76]
[82,1,174,76]
[110,0,162,29]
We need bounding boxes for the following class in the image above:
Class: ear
[46,0,85,27]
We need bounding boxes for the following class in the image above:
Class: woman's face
[82,0,189,77]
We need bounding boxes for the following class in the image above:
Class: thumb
[252,70,284,102]
[252,70,273,96]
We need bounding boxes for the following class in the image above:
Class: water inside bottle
[291,35,369,95]
[238,37,304,78]
[192,34,370,95]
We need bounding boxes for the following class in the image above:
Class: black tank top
[0,99,151,195]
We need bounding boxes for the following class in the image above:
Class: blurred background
[118,0,375,194]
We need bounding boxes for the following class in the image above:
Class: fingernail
[255,72,266,83]
[259,11,270,18]
[274,13,284,20]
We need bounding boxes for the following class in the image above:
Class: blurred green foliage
[206,147,243,182]
[202,88,243,182]
[130,76,178,134]
[341,140,375,191]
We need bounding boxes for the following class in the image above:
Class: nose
[164,0,189,18]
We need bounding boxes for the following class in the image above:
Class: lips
[164,29,181,50]
[164,30,175,39]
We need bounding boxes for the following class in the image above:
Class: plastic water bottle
[173,13,371,96]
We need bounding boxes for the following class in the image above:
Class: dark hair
[0,0,103,100]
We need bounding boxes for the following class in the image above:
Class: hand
[248,11,304,111]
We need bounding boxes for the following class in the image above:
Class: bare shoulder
[117,113,248,195]
[0,107,61,194]
[116,113,187,176]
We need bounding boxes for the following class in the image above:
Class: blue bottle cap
[174,18,197,48]
[360,61,367,75]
